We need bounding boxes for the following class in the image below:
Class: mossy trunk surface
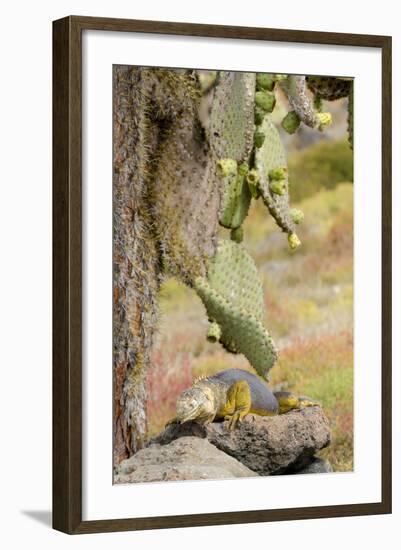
[113,66,161,466]
[112,66,219,466]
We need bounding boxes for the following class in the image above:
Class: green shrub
[288,140,353,202]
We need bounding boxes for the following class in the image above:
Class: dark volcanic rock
[115,436,258,483]
[293,456,333,474]
[152,407,330,476]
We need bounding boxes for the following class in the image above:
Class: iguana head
[175,387,214,424]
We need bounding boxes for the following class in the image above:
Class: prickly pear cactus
[209,72,255,162]
[305,75,354,148]
[113,66,352,460]
[149,69,220,284]
[254,115,300,246]
[306,76,352,101]
[280,75,333,132]
[194,239,278,378]
[210,72,256,230]
[280,75,317,128]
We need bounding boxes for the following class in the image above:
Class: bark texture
[113,67,161,466]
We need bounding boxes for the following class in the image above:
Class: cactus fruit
[269,167,288,181]
[254,115,296,237]
[282,110,301,134]
[217,158,237,178]
[316,112,332,131]
[254,129,266,148]
[306,76,352,101]
[254,90,276,113]
[290,208,305,225]
[207,321,222,342]
[268,168,288,196]
[194,239,278,378]
[270,179,287,196]
[288,232,302,249]
[256,73,275,92]
[246,169,260,199]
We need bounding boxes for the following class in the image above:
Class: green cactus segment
[194,239,278,378]
[210,72,256,232]
[203,239,264,322]
[281,111,301,134]
[306,76,352,101]
[149,69,221,284]
[348,81,353,150]
[210,72,256,163]
[254,116,296,235]
[280,75,317,128]
[218,160,252,229]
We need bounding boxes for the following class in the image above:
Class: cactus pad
[194,239,278,378]
[149,70,220,284]
[280,75,317,128]
[306,76,352,101]
[254,116,296,236]
[218,160,252,229]
[209,71,256,163]
[209,72,256,231]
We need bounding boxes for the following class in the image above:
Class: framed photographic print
[52,16,392,534]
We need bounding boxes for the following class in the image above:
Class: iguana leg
[298,396,321,409]
[222,380,252,430]
[274,391,320,414]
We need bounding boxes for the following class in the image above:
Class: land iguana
[168,368,320,430]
